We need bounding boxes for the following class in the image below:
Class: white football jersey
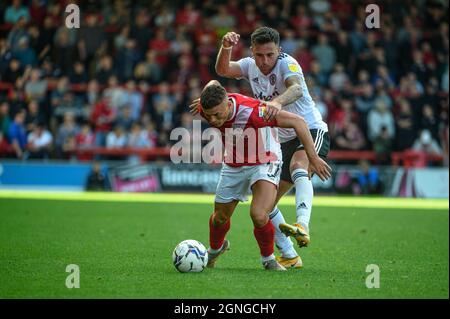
[238,53,328,143]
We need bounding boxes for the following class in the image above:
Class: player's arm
[264,76,303,121]
[274,110,332,181]
[215,32,243,79]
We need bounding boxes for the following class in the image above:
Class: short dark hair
[200,84,227,110]
[251,27,280,46]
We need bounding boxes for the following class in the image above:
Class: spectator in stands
[367,100,395,142]
[412,129,443,156]
[3,58,23,84]
[355,83,376,116]
[0,131,12,157]
[354,159,382,195]
[334,119,366,151]
[150,82,177,132]
[103,75,125,111]
[75,122,95,161]
[114,25,130,51]
[329,63,349,92]
[56,112,79,157]
[374,85,393,110]
[25,121,53,159]
[116,38,142,82]
[372,126,393,164]
[91,94,116,147]
[395,99,416,151]
[122,80,143,121]
[13,36,36,68]
[95,55,115,85]
[131,9,152,53]
[4,0,30,24]
[139,49,162,85]
[30,0,47,27]
[115,105,134,132]
[312,33,336,77]
[6,16,29,52]
[106,124,127,149]
[77,13,107,70]
[211,4,236,36]
[85,161,108,191]
[24,99,44,133]
[0,101,12,136]
[53,28,76,76]
[86,79,100,106]
[69,61,88,85]
[8,109,27,159]
[24,68,47,103]
[420,104,439,141]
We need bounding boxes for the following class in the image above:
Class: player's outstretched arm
[215,32,243,79]
[264,76,303,121]
[275,110,332,181]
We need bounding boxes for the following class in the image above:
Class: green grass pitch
[0,192,448,298]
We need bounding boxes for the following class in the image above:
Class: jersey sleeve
[279,56,303,83]
[237,57,253,80]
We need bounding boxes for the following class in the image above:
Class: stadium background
[0,0,448,196]
[0,0,448,300]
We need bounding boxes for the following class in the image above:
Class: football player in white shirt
[190,27,330,269]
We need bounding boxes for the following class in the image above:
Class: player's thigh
[250,180,278,227]
[289,129,331,173]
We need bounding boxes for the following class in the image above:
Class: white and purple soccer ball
[172,240,208,273]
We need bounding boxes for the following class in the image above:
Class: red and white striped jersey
[203,93,282,167]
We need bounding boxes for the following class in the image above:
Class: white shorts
[215,161,282,203]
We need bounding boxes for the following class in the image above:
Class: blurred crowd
[0,0,448,165]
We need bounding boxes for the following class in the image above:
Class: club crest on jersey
[269,74,276,85]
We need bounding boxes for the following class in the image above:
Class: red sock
[253,220,275,257]
[209,214,230,250]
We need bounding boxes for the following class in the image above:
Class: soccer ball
[172,240,208,273]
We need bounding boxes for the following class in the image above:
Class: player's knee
[290,152,309,171]
[250,209,269,228]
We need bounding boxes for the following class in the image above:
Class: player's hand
[189,98,200,116]
[222,32,240,48]
[263,101,282,121]
[308,156,332,181]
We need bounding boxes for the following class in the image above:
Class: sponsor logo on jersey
[288,63,300,73]
[252,77,259,83]
[254,90,280,101]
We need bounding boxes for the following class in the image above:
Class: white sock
[261,254,275,263]
[291,168,313,232]
[269,207,297,259]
